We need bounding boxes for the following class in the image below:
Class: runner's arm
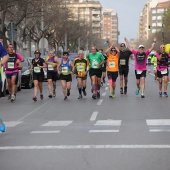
[124,37,133,52]
[149,37,157,53]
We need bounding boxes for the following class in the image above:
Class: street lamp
[162,24,164,44]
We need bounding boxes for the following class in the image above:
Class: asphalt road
[1,62,170,170]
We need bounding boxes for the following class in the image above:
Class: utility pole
[64,0,67,51]
[41,0,45,55]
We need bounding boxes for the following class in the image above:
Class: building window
[157,16,162,20]
[152,16,156,20]
[152,9,156,14]
[152,23,156,27]
[157,9,164,13]
[152,29,156,33]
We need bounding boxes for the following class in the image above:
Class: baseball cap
[120,43,126,47]
[34,50,41,54]
[138,45,144,48]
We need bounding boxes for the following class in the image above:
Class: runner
[74,50,88,99]
[99,49,107,87]
[87,46,105,99]
[30,50,46,101]
[125,37,156,98]
[45,51,60,98]
[58,51,74,100]
[13,49,24,98]
[151,52,157,80]
[0,39,9,132]
[156,44,170,97]
[119,43,132,94]
[105,43,120,98]
[5,44,23,102]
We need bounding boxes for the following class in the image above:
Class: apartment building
[149,1,170,34]
[138,0,170,40]
[102,9,118,44]
[65,0,102,38]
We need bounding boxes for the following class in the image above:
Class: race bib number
[7,62,14,69]
[109,62,115,68]
[48,64,54,71]
[92,60,99,68]
[78,71,85,77]
[34,67,40,73]
[120,59,126,65]
[137,70,142,74]
[62,67,68,73]
[161,69,167,75]
[77,65,84,72]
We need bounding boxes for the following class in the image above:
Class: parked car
[21,58,33,89]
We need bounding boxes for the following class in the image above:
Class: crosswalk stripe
[89,130,119,133]
[42,121,73,127]
[94,120,122,126]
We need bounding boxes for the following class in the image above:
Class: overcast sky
[99,0,148,43]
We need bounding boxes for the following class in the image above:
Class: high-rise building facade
[138,0,170,40]
[102,9,118,44]
[65,0,102,38]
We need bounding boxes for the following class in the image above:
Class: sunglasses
[160,47,165,49]
[139,47,144,49]
[121,46,125,47]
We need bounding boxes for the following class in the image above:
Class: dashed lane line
[90,111,98,121]
[97,99,103,106]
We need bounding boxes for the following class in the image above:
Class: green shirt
[151,56,157,66]
[87,52,105,69]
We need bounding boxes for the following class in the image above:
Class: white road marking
[89,130,119,133]
[2,145,170,150]
[17,100,52,122]
[4,121,23,127]
[42,121,73,127]
[97,99,103,106]
[149,129,170,132]
[102,92,106,96]
[30,131,60,134]
[94,120,122,126]
[105,87,108,90]
[90,111,98,121]
[146,119,170,126]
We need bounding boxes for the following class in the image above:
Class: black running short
[60,74,72,82]
[33,73,44,82]
[107,71,118,82]
[119,67,129,77]
[47,72,58,81]
[90,68,102,78]
[157,68,169,78]
[135,70,146,80]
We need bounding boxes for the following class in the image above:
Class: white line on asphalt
[105,87,108,90]
[42,121,73,126]
[149,129,170,132]
[30,131,60,134]
[146,119,170,126]
[97,99,103,106]
[102,92,106,96]
[90,111,98,121]
[89,130,119,133]
[17,100,52,122]
[2,145,170,150]
[94,120,122,126]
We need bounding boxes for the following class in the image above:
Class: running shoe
[67,89,70,96]
[103,78,106,83]
[112,92,116,98]
[120,88,123,94]
[48,94,52,98]
[78,94,82,99]
[92,94,97,99]
[32,96,37,101]
[8,95,11,100]
[40,94,43,100]
[11,95,15,102]
[0,119,6,132]
[163,92,168,97]
[100,82,103,87]
[124,87,127,94]
[64,96,67,100]
[141,94,145,98]
[97,92,100,98]
[53,90,56,97]
[109,94,113,98]
[82,89,87,96]
[159,92,162,97]
[135,88,140,95]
